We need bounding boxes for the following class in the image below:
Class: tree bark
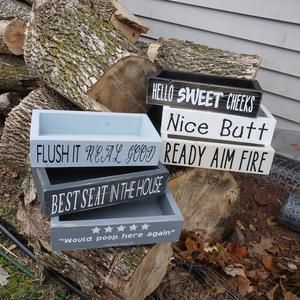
[145,39,261,244]
[17,175,173,300]
[148,38,261,79]
[0,55,39,93]
[24,0,156,113]
[0,87,75,172]
[0,19,26,55]
[0,0,31,22]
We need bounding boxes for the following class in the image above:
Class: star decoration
[129,224,137,231]
[104,225,113,233]
[91,227,101,234]
[117,225,126,232]
[141,223,150,230]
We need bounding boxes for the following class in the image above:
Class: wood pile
[0,0,261,299]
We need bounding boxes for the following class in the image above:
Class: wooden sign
[147,70,262,117]
[161,105,276,146]
[50,188,184,251]
[32,164,169,218]
[160,136,275,175]
[278,193,300,232]
[30,110,161,167]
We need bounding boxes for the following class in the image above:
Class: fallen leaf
[262,256,280,274]
[227,243,247,263]
[223,264,246,278]
[206,244,232,268]
[249,237,274,256]
[284,292,300,300]
[267,216,278,226]
[249,224,256,231]
[246,268,269,282]
[0,266,9,286]
[266,283,279,300]
[227,275,253,296]
[175,231,205,261]
[236,220,246,230]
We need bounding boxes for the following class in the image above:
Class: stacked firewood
[0,0,261,299]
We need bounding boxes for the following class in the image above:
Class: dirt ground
[149,174,300,300]
[0,163,299,299]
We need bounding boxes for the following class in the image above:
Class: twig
[0,243,19,259]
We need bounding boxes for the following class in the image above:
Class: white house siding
[120,0,300,131]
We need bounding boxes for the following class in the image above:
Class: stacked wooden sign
[147,70,276,175]
[30,110,183,251]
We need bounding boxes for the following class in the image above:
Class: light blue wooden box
[30,110,161,167]
[50,188,184,251]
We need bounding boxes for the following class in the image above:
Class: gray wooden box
[32,164,169,218]
[30,110,161,167]
[50,188,184,251]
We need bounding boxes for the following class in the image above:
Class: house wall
[120,0,300,131]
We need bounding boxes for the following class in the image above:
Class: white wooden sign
[160,136,275,175]
[161,105,276,145]
[30,110,161,167]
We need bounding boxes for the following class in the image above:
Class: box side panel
[161,106,275,145]
[44,169,169,217]
[51,219,183,251]
[160,138,275,175]
[147,77,261,117]
[30,141,161,167]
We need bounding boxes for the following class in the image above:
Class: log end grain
[88,56,157,113]
[2,19,26,55]
[168,168,239,244]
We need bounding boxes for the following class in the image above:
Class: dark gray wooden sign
[147,70,262,117]
[30,110,161,167]
[50,188,184,251]
[32,164,169,218]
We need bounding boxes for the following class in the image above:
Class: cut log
[110,0,149,43]
[0,55,40,93]
[0,92,21,116]
[0,87,76,172]
[149,38,261,80]
[17,175,173,300]
[144,39,261,244]
[24,0,156,112]
[0,0,31,22]
[0,19,26,55]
